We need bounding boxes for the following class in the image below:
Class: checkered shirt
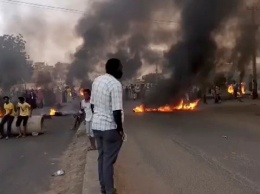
[91,74,123,131]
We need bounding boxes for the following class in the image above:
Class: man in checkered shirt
[91,58,124,194]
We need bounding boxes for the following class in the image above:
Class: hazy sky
[0,0,87,65]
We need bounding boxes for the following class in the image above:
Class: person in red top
[36,89,44,108]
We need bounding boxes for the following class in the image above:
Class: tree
[0,34,32,90]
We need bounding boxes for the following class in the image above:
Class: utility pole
[247,5,259,98]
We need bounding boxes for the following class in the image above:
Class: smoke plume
[228,6,257,83]
[145,0,243,106]
[235,25,254,82]
[67,0,178,83]
[0,0,83,65]
[69,0,249,106]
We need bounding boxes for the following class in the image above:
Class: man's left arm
[111,83,123,135]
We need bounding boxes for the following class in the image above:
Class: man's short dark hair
[83,89,91,96]
[18,97,25,102]
[105,58,121,74]
[3,96,9,100]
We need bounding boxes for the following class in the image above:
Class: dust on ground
[45,135,87,194]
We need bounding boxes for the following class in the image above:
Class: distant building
[142,73,164,83]
[32,62,54,79]
[54,62,70,80]
[33,62,46,71]
[27,60,33,66]
[54,62,70,86]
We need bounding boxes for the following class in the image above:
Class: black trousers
[93,129,123,194]
[0,115,14,137]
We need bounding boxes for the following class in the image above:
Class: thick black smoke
[145,0,242,106]
[67,0,174,83]
[234,24,254,82]
[107,49,142,80]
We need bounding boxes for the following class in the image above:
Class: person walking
[214,86,221,104]
[16,97,31,137]
[0,96,15,139]
[91,58,124,194]
[81,89,96,151]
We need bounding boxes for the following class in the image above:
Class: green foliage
[0,34,32,90]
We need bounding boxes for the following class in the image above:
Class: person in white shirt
[91,58,124,194]
[81,89,96,151]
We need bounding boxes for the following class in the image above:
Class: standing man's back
[91,58,124,194]
[91,74,122,130]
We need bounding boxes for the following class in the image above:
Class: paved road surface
[117,101,260,194]
[0,101,79,194]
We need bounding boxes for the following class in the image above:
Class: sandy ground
[45,135,87,194]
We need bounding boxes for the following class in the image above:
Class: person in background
[16,97,31,137]
[233,81,238,99]
[91,58,124,194]
[124,85,129,101]
[130,84,134,100]
[0,96,15,139]
[67,87,72,102]
[27,89,37,111]
[81,89,96,151]
[214,85,221,104]
[36,89,44,108]
[134,84,140,100]
[70,93,85,130]
[252,79,258,99]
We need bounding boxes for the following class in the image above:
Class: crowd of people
[123,83,154,101]
[8,86,78,109]
[123,80,259,106]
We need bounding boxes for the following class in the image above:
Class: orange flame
[0,110,3,118]
[133,99,200,113]
[228,85,234,95]
[227,83,246,95]
[241,83,246,94]
[50,109,57,116]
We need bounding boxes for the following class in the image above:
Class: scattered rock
[52,170,65,177]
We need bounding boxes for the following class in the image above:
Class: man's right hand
[117,127,124,139]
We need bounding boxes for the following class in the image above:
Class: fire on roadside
[0,110,3,118]
[227,85,234,94]
[50,109,57,116]
[133,99,200,113]
[227,83,246,95]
